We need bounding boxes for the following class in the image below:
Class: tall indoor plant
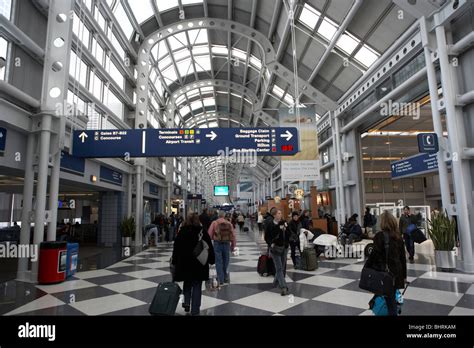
[427,211,456,271]
[120,216,135,247]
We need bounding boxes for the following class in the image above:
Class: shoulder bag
[193,229,209,265]
[359,231,395,296]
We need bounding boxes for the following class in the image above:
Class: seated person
[341,214,363,245]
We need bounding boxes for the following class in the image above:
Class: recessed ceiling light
[385,141,391,145]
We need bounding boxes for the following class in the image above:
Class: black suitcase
[301,248,318,271]
[412,228,427,244]
[149,282,182,316]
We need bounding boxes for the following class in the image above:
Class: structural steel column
[135,164,143,248]
[127,173,132,217]
[334,115,346,225]
[17,133,35,281]
[435,22,474,273]
[420,18,452,212]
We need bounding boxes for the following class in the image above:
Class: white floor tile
[326,258,362,264]
[124,256,147,261]
[123,269,170,279]
[6,295,65,315]
[148,256,172,262]
[338,264,364,272]
[231,260,260,268]
[406,263,436,271]
[449,307,474,315]
[297,275,354,288]
[313,289,373,309]
[420,271,474,284]
[101,279,158,293]
[138,262,171,269]
[36,280,97,294]
[70,294,146,315]
[174,295,228,315]
[403,286,464,306]
[289,267,334,275]
[233,291,308,313]
[74,269,118,280]
[107,262,135,269]
[227,272,292,285]
[359,309,374,316]
[466,284,474,295]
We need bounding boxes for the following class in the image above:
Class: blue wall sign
[72,127,299,158]
[417,133,439,153]
[0,127,6,152]
[100,166,123,186]
[60,151,85,175]
[391,153,439,179]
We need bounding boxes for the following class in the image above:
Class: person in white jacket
[299,229,315,252]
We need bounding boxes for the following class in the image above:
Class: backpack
[215,221,233,241]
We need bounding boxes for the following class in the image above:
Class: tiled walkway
[1,226,474,316]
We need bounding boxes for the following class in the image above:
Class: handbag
[193,229,209,265]
[359,231,395,296]
[270,226,286,254]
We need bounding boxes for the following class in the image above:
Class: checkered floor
[1,226,474,316]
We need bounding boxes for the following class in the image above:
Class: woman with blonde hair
[364,211,407,316]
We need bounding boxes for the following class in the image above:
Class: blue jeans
[183,280,202,315]
[213,241,230,284]
[270,248,288,289]
[404,232,415,259]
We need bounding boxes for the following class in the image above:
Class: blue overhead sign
[417,133,439,153]
[0,127,6,152]
[72,127,299,158]
[100,166,123,186]
[391,153,439,179]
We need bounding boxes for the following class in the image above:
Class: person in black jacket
[300,210,311,230]
[171,213,215,316]
[288,211,301,268]
[365,211,407,316]
[267,209,291,296]
[199,208,211,234]
[263,207,277,247]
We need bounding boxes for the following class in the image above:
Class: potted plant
[427,211,456,272]
[120,216,135,247]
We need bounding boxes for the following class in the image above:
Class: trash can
[66,242,79,278]
[38,241,67,284]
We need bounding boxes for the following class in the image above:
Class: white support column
[334,114,346,225]
[17,133,35,281]
[434,21,474,273]
[127,173,132,217]
[135,164,143,248]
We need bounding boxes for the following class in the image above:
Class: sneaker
[224,275,230,284]
[182,304,190,313]
[281,288,288,296]
[409,258,415,264]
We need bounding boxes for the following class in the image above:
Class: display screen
[214,185,229,196]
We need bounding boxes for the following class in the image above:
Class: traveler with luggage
[266,209,290,296]
[264,207,277,247]
[362,211,407,316]
[170,213,215,316]
[208,211,236,287]
[237,213,245,232]
[399,206,417,263]
[288,212,302,269]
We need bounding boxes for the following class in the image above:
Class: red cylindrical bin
[38,241,67,284]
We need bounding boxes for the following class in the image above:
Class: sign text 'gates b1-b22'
[72,127,299,158]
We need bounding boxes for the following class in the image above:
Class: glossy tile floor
[1,226,474,316]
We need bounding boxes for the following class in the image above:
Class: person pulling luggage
[171,213,215,316]
[267,209,290,296]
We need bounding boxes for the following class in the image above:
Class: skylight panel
[177,58,193,77]
[192,45,209,56]
[189,29,208,45]
[272,85,285,98]
[162,66,178,84]
[176,94,186,105]
[211,45,228,55]
[201,87,213,93]
[174,48,191,61]
[354,45,379,68]
[203,98,215,107]
[158,56,172,69]
[180,105,191,117]
[231,48,247,62]
[298,4,320,29]
[191,100,203,111]
[156,0,179,12]
[336,33,359,55]
[168,32,187,51]
[128,0,154,23]
[208,121,218,128]
[318,19,337,41]
[194,56,211,71]
[249,55,262,69]
[186,89,199,99]
[113,2,134,38]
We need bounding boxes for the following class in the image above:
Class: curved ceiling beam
[134,18,337,132]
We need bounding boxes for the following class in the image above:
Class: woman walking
[267,209,290,296]
[172,213,215,315]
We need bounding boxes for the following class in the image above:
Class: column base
[456,259,474,274]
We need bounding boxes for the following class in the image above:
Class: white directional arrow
[79,132,88,143]
[206,131,217,141]
[281,130,293,141]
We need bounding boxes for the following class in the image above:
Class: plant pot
[122,237,131,247]
[434,250,456,271]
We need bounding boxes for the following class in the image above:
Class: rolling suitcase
[301,248,318,271]
[149,282,182,316]
[257,254,275,276]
